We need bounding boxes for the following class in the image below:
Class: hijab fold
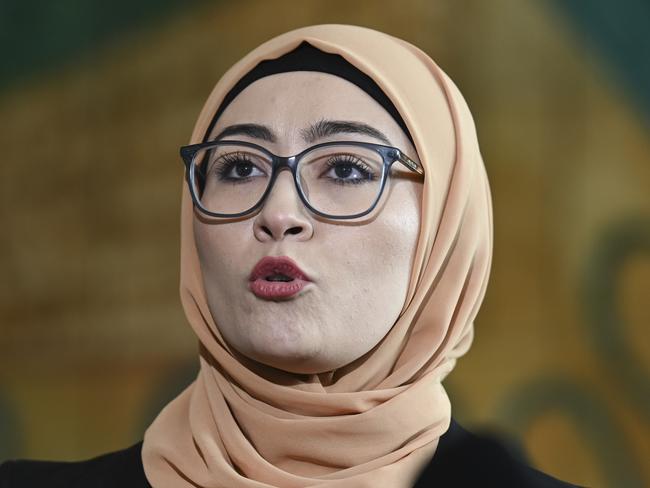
[142,24,492,487]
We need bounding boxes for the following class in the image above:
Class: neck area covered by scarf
[142,24,493,488]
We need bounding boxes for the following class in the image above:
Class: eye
[211,153,267,183]
[322,154,378,185]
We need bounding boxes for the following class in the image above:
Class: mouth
[248,255,312,300]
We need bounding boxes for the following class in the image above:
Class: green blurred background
[1,1,648,486]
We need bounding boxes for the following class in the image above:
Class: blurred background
[0,0,648,486]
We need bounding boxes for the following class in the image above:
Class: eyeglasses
[180,140,424,220]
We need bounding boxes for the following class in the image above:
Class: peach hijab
[142,24,492,487]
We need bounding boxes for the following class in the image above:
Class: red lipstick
[249,256,312,300]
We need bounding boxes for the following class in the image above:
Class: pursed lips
[248,255,313,300]
[249,255,312,283]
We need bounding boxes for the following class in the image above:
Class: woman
[0,24,576,487]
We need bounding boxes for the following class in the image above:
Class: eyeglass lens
[191,143,387,217]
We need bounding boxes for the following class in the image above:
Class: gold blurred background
[1,1,648,486]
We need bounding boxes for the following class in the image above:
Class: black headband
[204,41,413,145]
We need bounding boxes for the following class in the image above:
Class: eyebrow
[211,119,392,145]
[212,123,276,143]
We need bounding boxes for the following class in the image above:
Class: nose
[253,170,314,242]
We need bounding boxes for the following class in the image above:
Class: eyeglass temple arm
[399,153,425,176]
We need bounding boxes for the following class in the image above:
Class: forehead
[209,71,406,146]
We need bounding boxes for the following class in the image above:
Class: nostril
[286,226,303,235]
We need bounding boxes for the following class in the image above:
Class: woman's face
[194,71,423,374]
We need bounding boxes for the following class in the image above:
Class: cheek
[324,183,421,328]
[194,220,248,288]
[366,213,419,301]
[365,183,421,281]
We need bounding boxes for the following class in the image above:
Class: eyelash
[211,153,262,184]
[323,155,378,185]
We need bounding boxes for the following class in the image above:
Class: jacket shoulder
[0,441,150,488]
[414,419,582,487]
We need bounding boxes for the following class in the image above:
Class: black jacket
[0,419,579,487]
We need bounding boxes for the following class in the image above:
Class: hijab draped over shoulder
[142,24,493,488]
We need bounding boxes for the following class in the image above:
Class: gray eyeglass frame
[180,139,424,220]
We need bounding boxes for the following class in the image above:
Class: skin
[194,72,423,374]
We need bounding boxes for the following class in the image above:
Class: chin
[247,341,326,374]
